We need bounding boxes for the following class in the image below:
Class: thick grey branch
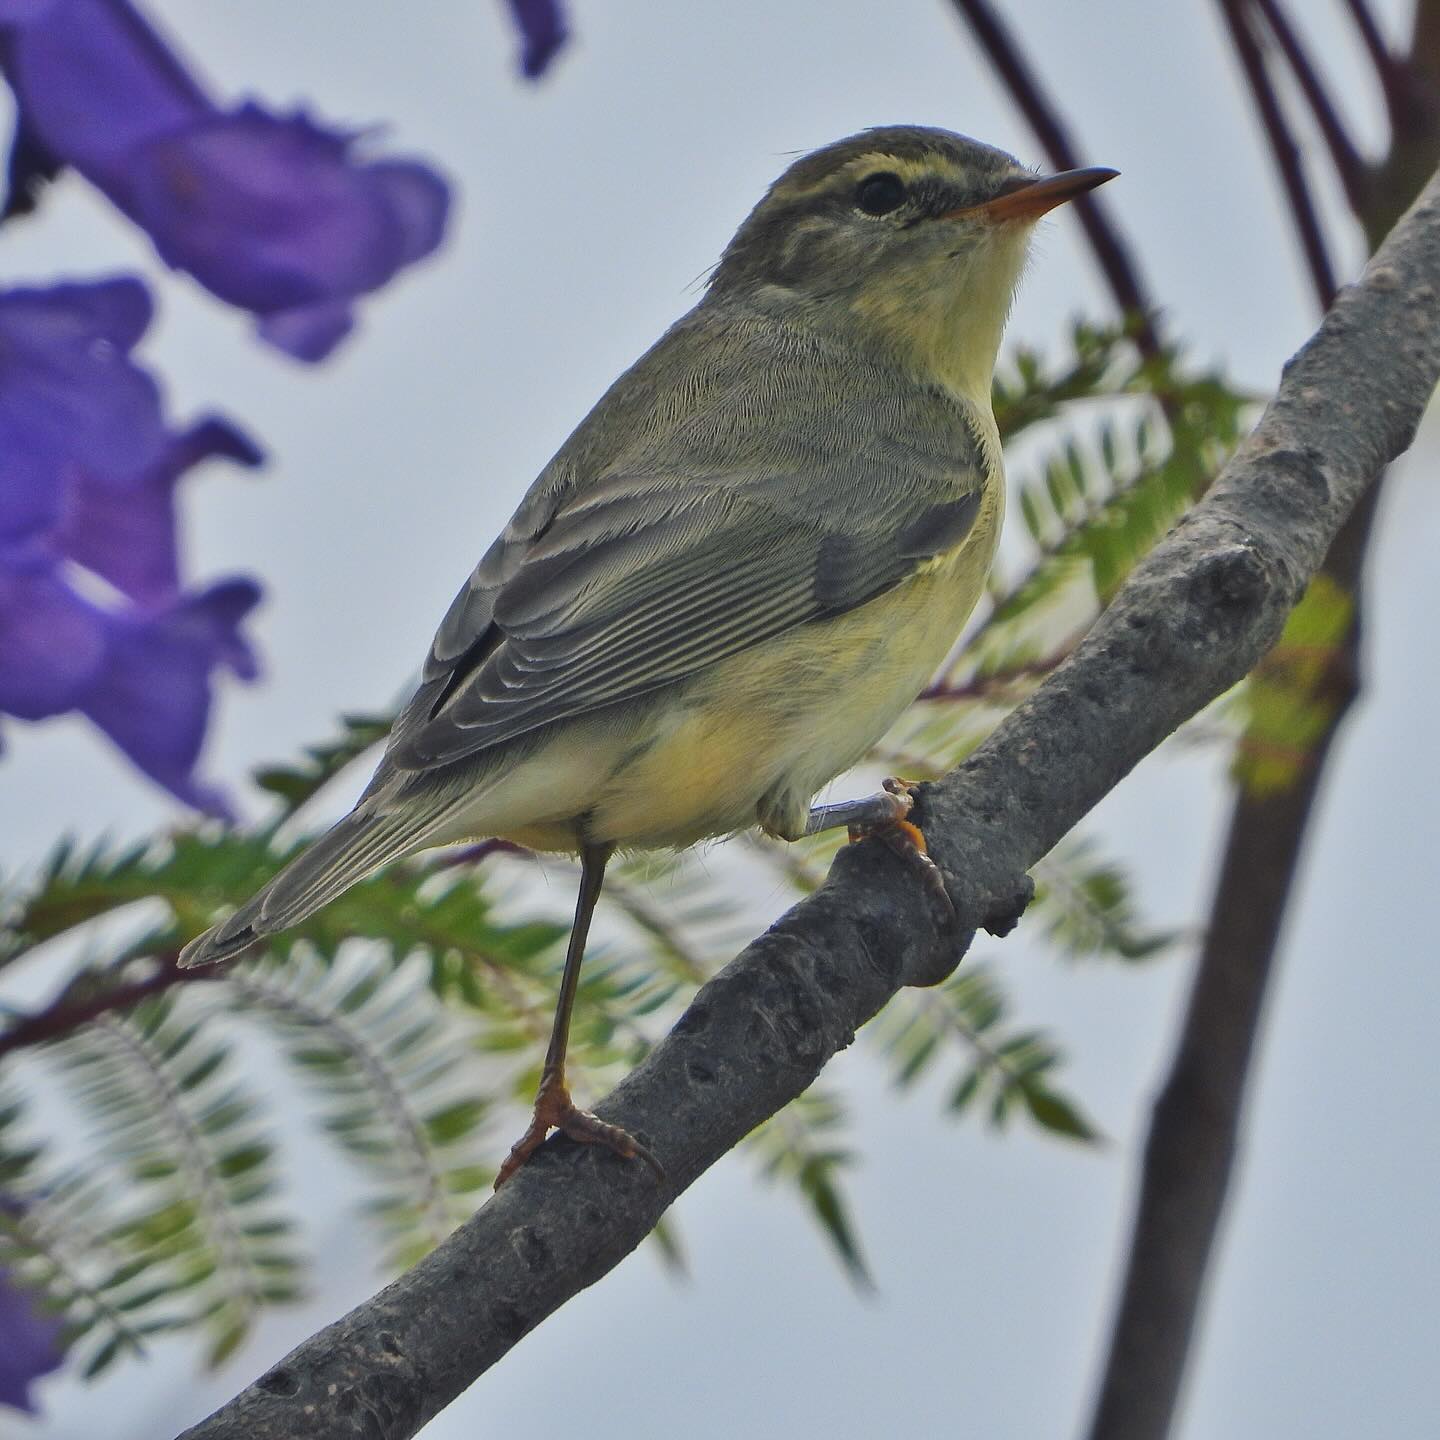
[178,168,1440,1440]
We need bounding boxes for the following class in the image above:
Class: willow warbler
[180,126,1115,1185]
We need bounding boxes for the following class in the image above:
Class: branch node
[1188,541,1272,615]
[981,877,1035,938]
[256,1367,299,1398]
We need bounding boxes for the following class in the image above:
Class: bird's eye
[854,172,907,217]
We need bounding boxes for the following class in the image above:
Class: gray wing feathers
[388,505,876,770]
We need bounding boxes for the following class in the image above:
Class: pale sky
[2,2,1437,1437]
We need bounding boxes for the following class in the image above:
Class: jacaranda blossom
[0,1265,64,1414]
[0,0,451,361]
[0,277,264,816]
[507,0,569,79]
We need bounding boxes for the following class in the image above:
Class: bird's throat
[851,225,1032,411]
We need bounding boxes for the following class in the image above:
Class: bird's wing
[381,468,983,773]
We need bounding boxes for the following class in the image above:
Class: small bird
[180,126,1115,1186]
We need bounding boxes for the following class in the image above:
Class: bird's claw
[495,1071,664,1189]
[850,778,956,927]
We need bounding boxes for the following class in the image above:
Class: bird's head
[710,125,1116,404]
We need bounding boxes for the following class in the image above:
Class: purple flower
[0,1265,64,1414]
[507,0,569,79]
[0,0,451,361]
[0,276,169,540]
[0,566,263,817]
[0,277,264,816]
[56,416,264,605]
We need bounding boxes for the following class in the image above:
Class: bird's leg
[804,779,954,921]
[803,784,913,837]
[495,841,663,1189]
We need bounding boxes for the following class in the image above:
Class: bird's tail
[178,805,444,969]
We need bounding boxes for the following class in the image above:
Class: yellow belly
[583,534,995,848]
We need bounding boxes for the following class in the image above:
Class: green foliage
[992,317,1138,441]
[0,1091,158,1380]
[251,711,393,822]
[0,319,1244,1393]
[0,826,721,1381]
[1232,574,1354,795]
[0,829,565,981]
[873,965,1099,1142]
[230,950,495,1270]
[747,1089,872,1288]
[1,837,175,970]
[1032,837,1175,963]
[48,991,299,1367]
[993,341,1249,624]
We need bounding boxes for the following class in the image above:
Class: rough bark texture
[178,169,1440,1440]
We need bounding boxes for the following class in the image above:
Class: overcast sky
[3,2,1437,1437]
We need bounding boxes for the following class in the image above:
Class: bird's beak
[943,166,1119,223]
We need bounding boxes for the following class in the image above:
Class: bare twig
[1083,7,1440,1434]
[1253,0,1371,209]
[917,652,1070,703]
[1343,0,1410,124]
[943,0,1162,356]
[1215,0,1339,307]
[0,955,215,1060]
[177,165,1440,1440]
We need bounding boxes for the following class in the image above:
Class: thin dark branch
[1083,11,1440,1432]
[178,168,1440,1440]
[944,0,1162,357]
[424,837,532,872]
[916,652,1069,703]
[1252,0,1371,208]
[1343,0,1410,125]
[1083,479,1378,1440]
[0,956,212,1060]
[1414,0,1440,85]
[1216,0,1339,307]
[1091,377,1384,1440]
[1345,0,1395,76]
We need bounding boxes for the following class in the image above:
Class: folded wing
[382,471,982,774]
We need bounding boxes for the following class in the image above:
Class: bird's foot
[849,778,955,926]
[494,1069,663,1189]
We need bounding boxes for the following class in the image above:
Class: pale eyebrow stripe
[771,153,960,201]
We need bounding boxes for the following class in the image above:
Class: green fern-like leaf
[1,838,167,969]
[251,711,394,822]
[0,1087,160,1380]
[871,966,1098,1143]
[1031,836,1175,963]
[992,318,1134,441]
[232,949,495,1270]
[45,991,301,1366]
[747,1089,872,1289]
